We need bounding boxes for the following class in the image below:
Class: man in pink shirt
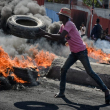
[37,7,110,104]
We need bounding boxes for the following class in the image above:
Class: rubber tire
[0,76,12,90]
[7,15,46,39]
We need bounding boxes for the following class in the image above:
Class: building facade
[45,0,110,36]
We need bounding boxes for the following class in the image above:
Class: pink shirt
[59,21,86,53]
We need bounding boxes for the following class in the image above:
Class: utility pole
[109,0,110,9]
[70,0,72,9]
[90,0,94,36]
[92,0,94,14]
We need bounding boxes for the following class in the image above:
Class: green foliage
[83,0,103,8]
[47,0,67,3]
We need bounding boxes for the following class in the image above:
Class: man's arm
[91,25,96,37]
[37,29,68,41]
[42,32,61,41]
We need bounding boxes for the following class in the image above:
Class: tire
[7,15,46,39]
[0,76,12,90]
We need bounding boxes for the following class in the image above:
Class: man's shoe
[54,93,65,98]
[105,95,110,104]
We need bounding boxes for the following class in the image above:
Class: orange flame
[0,47,13,77]
[11,73,28,83]
[87,45,110,64]
[0,46,56,83]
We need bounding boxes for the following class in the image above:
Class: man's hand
[36,28,46,37]
[65,42,69,46]
[91,35,96,40]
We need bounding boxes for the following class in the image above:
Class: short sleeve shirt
[59,21,86,53]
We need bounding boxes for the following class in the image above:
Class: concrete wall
[44,2,70,12]
[95,8,110,19]
[46,8,59,22]
[44,2,110,19]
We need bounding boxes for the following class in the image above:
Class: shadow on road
[61,97,109,110]
[14,101,59,110]
[14,98,109,110]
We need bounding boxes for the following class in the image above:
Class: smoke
[0,29,70,58]
[34,14,52,29]
[82,36,94,47]
[94,39,110,54]
[82,36,110,54]
[0,0,68,58]
[0,0,46,19]
[33,38,70,57]
[0,30,32,58]
[0,0,69,58]
[0,0,110,62]
[48,21,61,34]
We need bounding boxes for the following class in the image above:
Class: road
[0,77,110,110]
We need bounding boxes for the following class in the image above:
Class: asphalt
[0,77,110,110]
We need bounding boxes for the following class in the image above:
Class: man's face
[82,24,84,27]
[58,14,65,21]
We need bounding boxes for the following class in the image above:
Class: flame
[0,46,56,83]
[11,73,28,83]
[0,47,13,77]
[87,45,110,64]
[1,43,109,84]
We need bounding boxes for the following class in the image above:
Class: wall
[44,2,110,36]
[44,2,91,35]
[95,8,110,19]
[45,2,110,19]
[35,0,44,5]
[88,14,110,36]
[46,8,59,22]
[44,2,70,12]
[71,9,88,30]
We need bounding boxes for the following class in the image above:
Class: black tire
[0,76,12,90]
[7,15,46,39]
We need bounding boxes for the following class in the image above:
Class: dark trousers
[60,49,107,94]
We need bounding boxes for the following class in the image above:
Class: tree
[83,0,103,8]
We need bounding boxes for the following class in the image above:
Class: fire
[0,46,56,83]
[87,45,110,64]
[1,43,110,84]
[0,47,13,77]
[11,73,28,83]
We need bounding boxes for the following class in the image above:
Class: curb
[47,57,110,89]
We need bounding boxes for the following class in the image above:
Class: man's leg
[78,49,108,92]
[78,49,110,104]
[60,53,77,95]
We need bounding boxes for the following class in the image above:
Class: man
[80,22,86,37]
[91,18,103,41]
[37,7,110,104]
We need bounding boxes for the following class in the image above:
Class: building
[45,0,110,36]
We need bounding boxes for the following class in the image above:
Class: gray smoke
[0,0,49,27]
[0,0,46,16]
[94,39,110,54]
[82,36,110,54]
[48,21,61,34]
[0,0,110,61]
[0,0,68,58]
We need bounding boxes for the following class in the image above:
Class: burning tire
[7,15,46,39]
[0,76,12,90]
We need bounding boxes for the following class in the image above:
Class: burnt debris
[0,67,39,90]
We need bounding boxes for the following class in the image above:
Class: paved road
[0,77,110,110]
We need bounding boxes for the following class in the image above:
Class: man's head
[57,7,72,21]
[81,22,84,27]
[96,18,100,23]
